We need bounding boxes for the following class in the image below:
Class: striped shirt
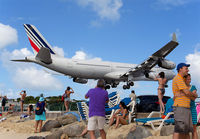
[172,73,190,108]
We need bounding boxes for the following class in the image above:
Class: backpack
[35,103,44,115]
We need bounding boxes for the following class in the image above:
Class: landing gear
[123,82,134,90]
[105,85,110,90]
[111,83,118,88]
[129,82,134,86]
[123,85,127,90]
[123,84,130,90]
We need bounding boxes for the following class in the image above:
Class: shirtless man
[154,72,167,113]
[20,90,26,112]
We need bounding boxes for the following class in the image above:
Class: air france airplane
[12,24,178,89]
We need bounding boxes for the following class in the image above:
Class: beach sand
[0,115,50,139]
[1,114,198,139]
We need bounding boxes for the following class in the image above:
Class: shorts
[64,98,70,102]
[21,100,24,103]
[173,106,193,133]
[35,111,46,121]
[2,102,5,107]
[88,116,105,131]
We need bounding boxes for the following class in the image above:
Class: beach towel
[162,98,174,119]
[196,103,200,123]
[20,114,29,119]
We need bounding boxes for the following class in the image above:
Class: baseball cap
[176,63,190,71]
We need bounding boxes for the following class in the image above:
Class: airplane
[12,24,179,90]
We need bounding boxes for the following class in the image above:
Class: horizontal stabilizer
[36,47,52,64]
[11,57,33,62]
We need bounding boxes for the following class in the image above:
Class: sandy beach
[0,114,199,139]
[0,115,50,139]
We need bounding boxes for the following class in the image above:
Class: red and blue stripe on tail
[24,24,56,55]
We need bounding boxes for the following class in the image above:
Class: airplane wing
[123,33,179,77]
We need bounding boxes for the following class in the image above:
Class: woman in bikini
[154,72,167,113]
[63,86,74,112]
[109,101,129,128]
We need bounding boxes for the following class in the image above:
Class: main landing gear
[123,82,134,90]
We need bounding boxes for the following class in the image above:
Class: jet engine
[158,59,176,69]
[145,72,157,80]
[73,78,88,84]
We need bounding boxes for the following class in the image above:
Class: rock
[60,134,69,139]
[62,122,85,137]
[85,130,100,139]
[27,136,45,139]
[42,120,61,131]
[127,126,152,139]
[69,137,86,139]
[50,128,59,133]
[106,123,136,139]
[45,130,63,139]
[56,114,77,126]
[160,125,174,136]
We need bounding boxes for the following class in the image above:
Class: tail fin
[23,24,56,55]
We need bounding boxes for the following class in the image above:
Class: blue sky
[0,0,200,100]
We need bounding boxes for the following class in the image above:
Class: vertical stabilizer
[23,24,56,55]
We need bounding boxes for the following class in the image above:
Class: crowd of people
[0,62,199,139]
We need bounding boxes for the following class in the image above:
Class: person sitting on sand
[109,101,129,128]
[35,97,46,133]
[6,104,15,115]
[27,104,34,116]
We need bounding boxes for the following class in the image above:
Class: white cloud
[72,51,87,60]
[0,48,34,70]
[0,23,18,49]
[77,0,123,21]
[0,48,63,91]
[53,46,65,57]
[72,50,102,61]
[5,89,19,99]
[0,86,19,99]
[13,67,63,91]
[185,43,200,86]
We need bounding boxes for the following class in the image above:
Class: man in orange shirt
[173,63,198,139]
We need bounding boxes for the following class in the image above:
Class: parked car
[136,95,170,112]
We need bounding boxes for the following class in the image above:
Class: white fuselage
[29,55,175,82]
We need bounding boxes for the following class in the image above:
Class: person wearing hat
[172,63,198,139]
[34,97,46,133]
